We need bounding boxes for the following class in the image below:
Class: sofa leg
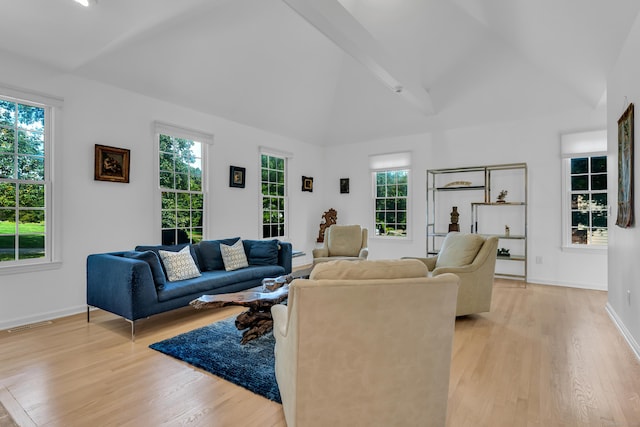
[127,319,136,341]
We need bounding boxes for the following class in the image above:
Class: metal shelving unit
[427,163,528,281]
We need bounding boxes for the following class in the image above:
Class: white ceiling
[1,0,638,145]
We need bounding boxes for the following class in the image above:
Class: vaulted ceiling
[1,0,638,145]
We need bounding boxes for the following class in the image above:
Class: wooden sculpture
[317,208,337,242]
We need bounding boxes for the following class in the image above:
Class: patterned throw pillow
[158,245,201,282]
[220,239,249,271]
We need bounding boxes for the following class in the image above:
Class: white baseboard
[0,305,86,332]
[605,302,640,362]
[526,277,607,291]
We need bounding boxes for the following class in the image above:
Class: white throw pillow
[220,239,249,271]
[158,246,201,282]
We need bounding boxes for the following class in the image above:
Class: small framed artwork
[302,176,313,192]
[94,144,130,183]
[340,178,349,194]
[229,165,246,188]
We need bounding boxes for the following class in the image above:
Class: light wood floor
[1,279,640,427]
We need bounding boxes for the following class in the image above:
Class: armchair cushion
[327,225,364,257]
[436,232,485,268]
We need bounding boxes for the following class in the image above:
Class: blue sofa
[87,238,292,338]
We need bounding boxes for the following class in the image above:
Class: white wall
[0,51,611,330]
[606,12,640,357]
[0,55,324,329]
[324,108,608,289]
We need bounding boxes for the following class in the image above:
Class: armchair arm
[358,248,369,259]
[432,263,479,276]
[312,248,329,258]
[404,256,437,272]
[271,304,289,338]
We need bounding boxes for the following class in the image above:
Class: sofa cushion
[123,250,166,289]
[158,246,202,282]
[436,232,485,268]
[221,239,249,271]
[198,237,241,271]
[310,259,428,280]
[243,239,279,266]
[135,243,201,271]
[327,225,363,257]
[156,265,286,302]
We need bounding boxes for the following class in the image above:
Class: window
[374,170,408,237]
[157,123,211,245]
[561,130,607,248]
[261,153,286,238]
[370,152,411,238]
[568,156,607,245]
[0,97,51,266]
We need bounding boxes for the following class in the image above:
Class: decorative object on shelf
[317,208,337,242]
[340,178,349,194]
[496,189,508,203]
[229,165,246,188]
[505,225,510,237]
[302,176,313,192]
[449,206,460,232]
[444,180,471,188]
[94,144,130,183]
[616,102,634,228]
[497,248,510,257]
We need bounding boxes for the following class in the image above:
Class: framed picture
[229,165,246,188]
[616,103,634,228]
[94,144,130,183]
[340,178,349,194]
[302,176,313,192]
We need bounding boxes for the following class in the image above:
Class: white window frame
[370,152,411,239]
[0,86,62,274]
[154,122,212,244]
[260,147,290,239]
[561,130,608,251]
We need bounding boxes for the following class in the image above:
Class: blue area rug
[149,317,281,403]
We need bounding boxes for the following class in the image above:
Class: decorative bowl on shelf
[443,180,472,188]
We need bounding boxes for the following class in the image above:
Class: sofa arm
[359,248,369,259]
[278,242,293,274]
[86,253,159,321]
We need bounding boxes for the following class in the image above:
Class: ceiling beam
[282,0,434,115]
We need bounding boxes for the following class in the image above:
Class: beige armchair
[312,224,368,265]
[271,259,459,427]
[415,232,498,316]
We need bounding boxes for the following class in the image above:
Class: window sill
[0,261,62,276]
[561,245,607,254]
[371,235,412,242]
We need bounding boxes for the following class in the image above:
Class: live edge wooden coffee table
[190,281,290,344]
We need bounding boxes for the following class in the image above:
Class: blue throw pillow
[243,239,279,266]
[124,250,166,289]
[199,237,241,271]
[135,243,201,273]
